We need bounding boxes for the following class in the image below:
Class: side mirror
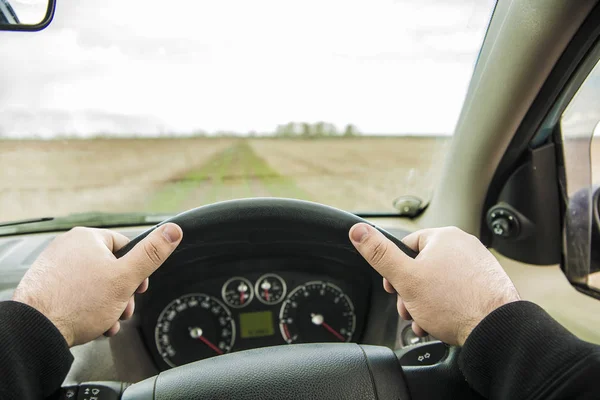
[563,185,600,299]
[554,40,600,301]
[0,0,55,31]
[590,189,600,290]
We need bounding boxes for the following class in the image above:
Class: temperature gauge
[222,277,254,308]
[255,273,287,305]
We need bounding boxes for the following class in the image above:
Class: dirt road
[0,136,457,221]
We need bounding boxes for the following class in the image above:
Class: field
[0,137,450,222]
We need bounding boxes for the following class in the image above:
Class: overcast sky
[0,0,497,137]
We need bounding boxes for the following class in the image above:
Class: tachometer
[155,294,235,367]
[279,281,355,344]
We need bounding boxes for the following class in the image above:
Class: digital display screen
[239,311,275,338]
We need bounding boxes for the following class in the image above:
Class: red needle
[321,322,345,342]
[197,335,224,355]
[264,289,270,301]
[239,291,245,305]
[282,324,291,340]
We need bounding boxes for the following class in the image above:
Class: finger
[110,231,132,252]
[104,321,121,337]
[136,278,149,294]
[120,297,135,320]
[412,321,427,337]
[401,229,436,254]
[397,296,412,320]
[118,223,183,282]
[383,278,395,294]
[96,229,131,253]
[349,223,414,283]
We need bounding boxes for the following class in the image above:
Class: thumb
[349,223,414,285]
[119,223,183,282]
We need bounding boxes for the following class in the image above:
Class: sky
[0,0,497,138]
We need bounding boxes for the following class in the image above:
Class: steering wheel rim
[116,199,475,399]
[115,198,418,260]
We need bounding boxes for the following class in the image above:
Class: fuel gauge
[222,277,254,308]
[255,273,287,305]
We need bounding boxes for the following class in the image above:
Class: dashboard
[138,258,371,371]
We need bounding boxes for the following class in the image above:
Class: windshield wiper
[0,198,427,236]
[0,217,54,228]
[0,212,173,236]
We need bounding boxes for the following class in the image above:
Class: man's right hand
[349,224,521,346]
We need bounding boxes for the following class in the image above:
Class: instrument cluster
[149,270,364,369]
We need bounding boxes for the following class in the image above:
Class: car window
[0,0,497,225]
[560,54,600,291]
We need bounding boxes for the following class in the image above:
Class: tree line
[274,122,360,138]
[0,122,362,140]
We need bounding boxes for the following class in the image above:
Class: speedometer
[155,294,235,367]
[279,281,355,344]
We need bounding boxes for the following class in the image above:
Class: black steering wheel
[116,199,477,399]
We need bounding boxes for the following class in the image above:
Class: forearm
[0,301,73,399]
[459,301,600,399]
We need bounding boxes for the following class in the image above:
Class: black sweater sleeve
[0,301,73,399]
[459,300,600,399]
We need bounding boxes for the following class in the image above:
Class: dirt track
[0,137,449,221]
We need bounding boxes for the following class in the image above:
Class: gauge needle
[310,313,345,342]
[261,280,271,301]
[189,327,223,355]
[237,282,248,305]
[282,323,291,341]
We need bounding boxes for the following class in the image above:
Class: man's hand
[12,223,183,347]
[349,224,520,346]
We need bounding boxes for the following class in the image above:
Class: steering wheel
[116,199,478,399]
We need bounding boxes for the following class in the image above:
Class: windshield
[0,0,496,224]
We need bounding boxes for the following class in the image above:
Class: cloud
[0,0,496,137]
[0,108,168,138]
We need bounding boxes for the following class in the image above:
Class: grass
[244,143,309,200]
[145,141,310,212]
[145,146,234,212]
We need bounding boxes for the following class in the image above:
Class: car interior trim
[482,3,600,245]
[421,0,598,236]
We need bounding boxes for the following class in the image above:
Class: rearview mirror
[0,0,55,31]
